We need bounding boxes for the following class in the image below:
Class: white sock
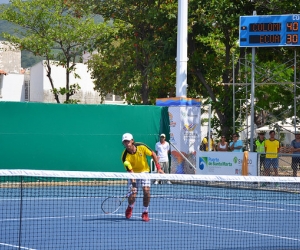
[143,206,148,212]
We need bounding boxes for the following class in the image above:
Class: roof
[0,70,7,75]
[256,117,300,134]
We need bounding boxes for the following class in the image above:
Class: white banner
[169,105,200,174]
[196,151,258,176]
[156,98,201,174]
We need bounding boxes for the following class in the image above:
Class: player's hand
[158,169,165,174]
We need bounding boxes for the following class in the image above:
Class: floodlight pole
[176,0,188,97]
[208,104,212,151]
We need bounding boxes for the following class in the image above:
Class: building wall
[0,73,25,102]
[0,42,21,73]
[29,62,44,102]
[29,60,123,104]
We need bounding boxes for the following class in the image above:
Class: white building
[0,41,26,102]
[29,60,125,104]
[0,58,125,104]
[0,72,25,101]
[0,40,124,104]
[0,41,21,73]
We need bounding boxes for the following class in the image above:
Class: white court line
[168,195,300,207]
[0,242,36,250]
[0,214,104,222]
[120,214,300,243]
[1,194,300,206]
[169,197,300,212]
[0,197,105,201]
[2,211,300,245]
[0,208,274,222]
[150,209,270,214]
[150,217,300,242]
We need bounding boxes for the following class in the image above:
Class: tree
[0,0,109,103]
[86,0,300,137]
[181,0,300,137]
[87,0,178,104]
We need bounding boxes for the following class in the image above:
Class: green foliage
[0,0,108,103]
[0,20,43,67]
[2,0,299,132]
[85,0,300,136]
[87,0,178,104]
[52,83,81,104]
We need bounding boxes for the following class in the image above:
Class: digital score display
[239,15,300,47]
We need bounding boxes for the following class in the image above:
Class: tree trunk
[45,61,60,103]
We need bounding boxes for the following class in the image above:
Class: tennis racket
[101,192,132,214]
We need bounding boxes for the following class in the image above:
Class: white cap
[160,133,166,138]
[122,133,133,142]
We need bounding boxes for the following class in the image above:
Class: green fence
[0,102,170,172]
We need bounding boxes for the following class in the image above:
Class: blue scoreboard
[239,14,300,47]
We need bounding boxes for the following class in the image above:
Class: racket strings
[101,197,122,214]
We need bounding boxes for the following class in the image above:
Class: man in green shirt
[255,131,266,175]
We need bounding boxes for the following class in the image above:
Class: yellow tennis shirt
[121,143,152,173]
[265,139,280,158]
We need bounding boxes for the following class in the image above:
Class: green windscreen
[0,102,169,172]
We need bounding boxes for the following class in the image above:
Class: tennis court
[0,170,300,250]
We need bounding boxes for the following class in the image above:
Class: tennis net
[1,169,300,250]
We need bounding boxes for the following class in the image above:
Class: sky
[0,0,9,4]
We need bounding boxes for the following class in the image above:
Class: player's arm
[290,146,295,153]
[151,151,164,174]
[230,141,242,151]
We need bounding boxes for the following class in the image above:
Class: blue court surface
[0,183,300,250]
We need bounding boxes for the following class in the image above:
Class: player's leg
[160,162,171,184]
[125,180,139,219]
[291,157,298,177]
[260,156,265,175]
[141,178,151,222]
[264,158,271,176]
[273,158,279,176]
[163,161,172,184]
[261,158,271,187]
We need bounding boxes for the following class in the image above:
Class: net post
[18,175,24,249]
[242,151,249,176]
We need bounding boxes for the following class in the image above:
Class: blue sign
[239,14,300,47]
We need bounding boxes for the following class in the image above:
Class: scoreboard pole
[250,11,256,153]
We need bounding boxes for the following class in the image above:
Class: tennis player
[121,133,164,222]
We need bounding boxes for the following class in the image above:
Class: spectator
[217,135,228,151]
[264,130,280,177]
[201,131,215,151]
[255,131,266,174]
[290,131,300,177]
[229,133,243,152]
[154,134,171,184]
